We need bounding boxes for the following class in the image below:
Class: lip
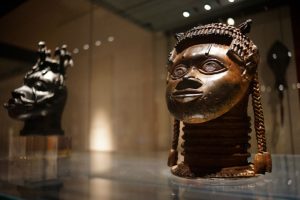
[171,89,203,102]
[4,98,33,109]
[4,98,18,108]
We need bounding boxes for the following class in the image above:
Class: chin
[168,97,236,123]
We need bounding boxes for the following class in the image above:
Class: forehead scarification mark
[167,20,259,72]
[205,44,212,56]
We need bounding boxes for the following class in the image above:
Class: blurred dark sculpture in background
[166,20,271,178]
[4,41,73,135]
[267,41,291,125]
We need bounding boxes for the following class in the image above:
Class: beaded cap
[168,19,259,71]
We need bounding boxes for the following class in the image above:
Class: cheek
[201,71,244,100]
[208,69,242,86]
[166,81,173,100]
[166,79,179,92]
[221,73,243,90]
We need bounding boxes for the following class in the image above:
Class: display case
[0,0,299,199]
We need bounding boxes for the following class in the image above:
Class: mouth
[4,98,35,119]
[171,89,203,102]
[4,98,18,108]
[4,97,34,109]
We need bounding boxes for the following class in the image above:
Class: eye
[34,81,47,91]
[199,60,227,74]
[24,78,34,86]
[171,64,188,78]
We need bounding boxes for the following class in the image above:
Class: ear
[226,48,244,65]
[245,50,259,75]
[241,64,257,82]
[241,68,251,82]
[167,49,176,67]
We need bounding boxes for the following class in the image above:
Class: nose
[12,90,25,99]
[12,85,32,99]
[175,77,202,90]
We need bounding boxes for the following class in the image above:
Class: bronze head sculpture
[4,41,73,135]
[166,20,271,178]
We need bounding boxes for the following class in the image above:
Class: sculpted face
[4,42,72,135]
[4,68,66,120]
[166,43,254,123]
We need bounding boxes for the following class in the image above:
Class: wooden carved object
[166,20,271,178]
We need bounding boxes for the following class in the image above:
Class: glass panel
[0,0,299,199]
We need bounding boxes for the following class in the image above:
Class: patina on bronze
[166,20,271,178]
[4,41,73,135]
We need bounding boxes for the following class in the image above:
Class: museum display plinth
[0,135,71,184]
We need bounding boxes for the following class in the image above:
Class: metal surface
[3,42,73,135]
[166,20,271,178]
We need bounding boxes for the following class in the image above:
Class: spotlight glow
[95,40,102,46]
[278,84,284,91]
[227,17,235,25]
[228,0,235,3]
[107,36,114,42]
[73,48,79,54]
[90,110,113,151]
[204,4,211,11]
[83,44,89,50]
[182,11,190,18]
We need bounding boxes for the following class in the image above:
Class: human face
[4,69,65,120]
[166,43,253,123]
